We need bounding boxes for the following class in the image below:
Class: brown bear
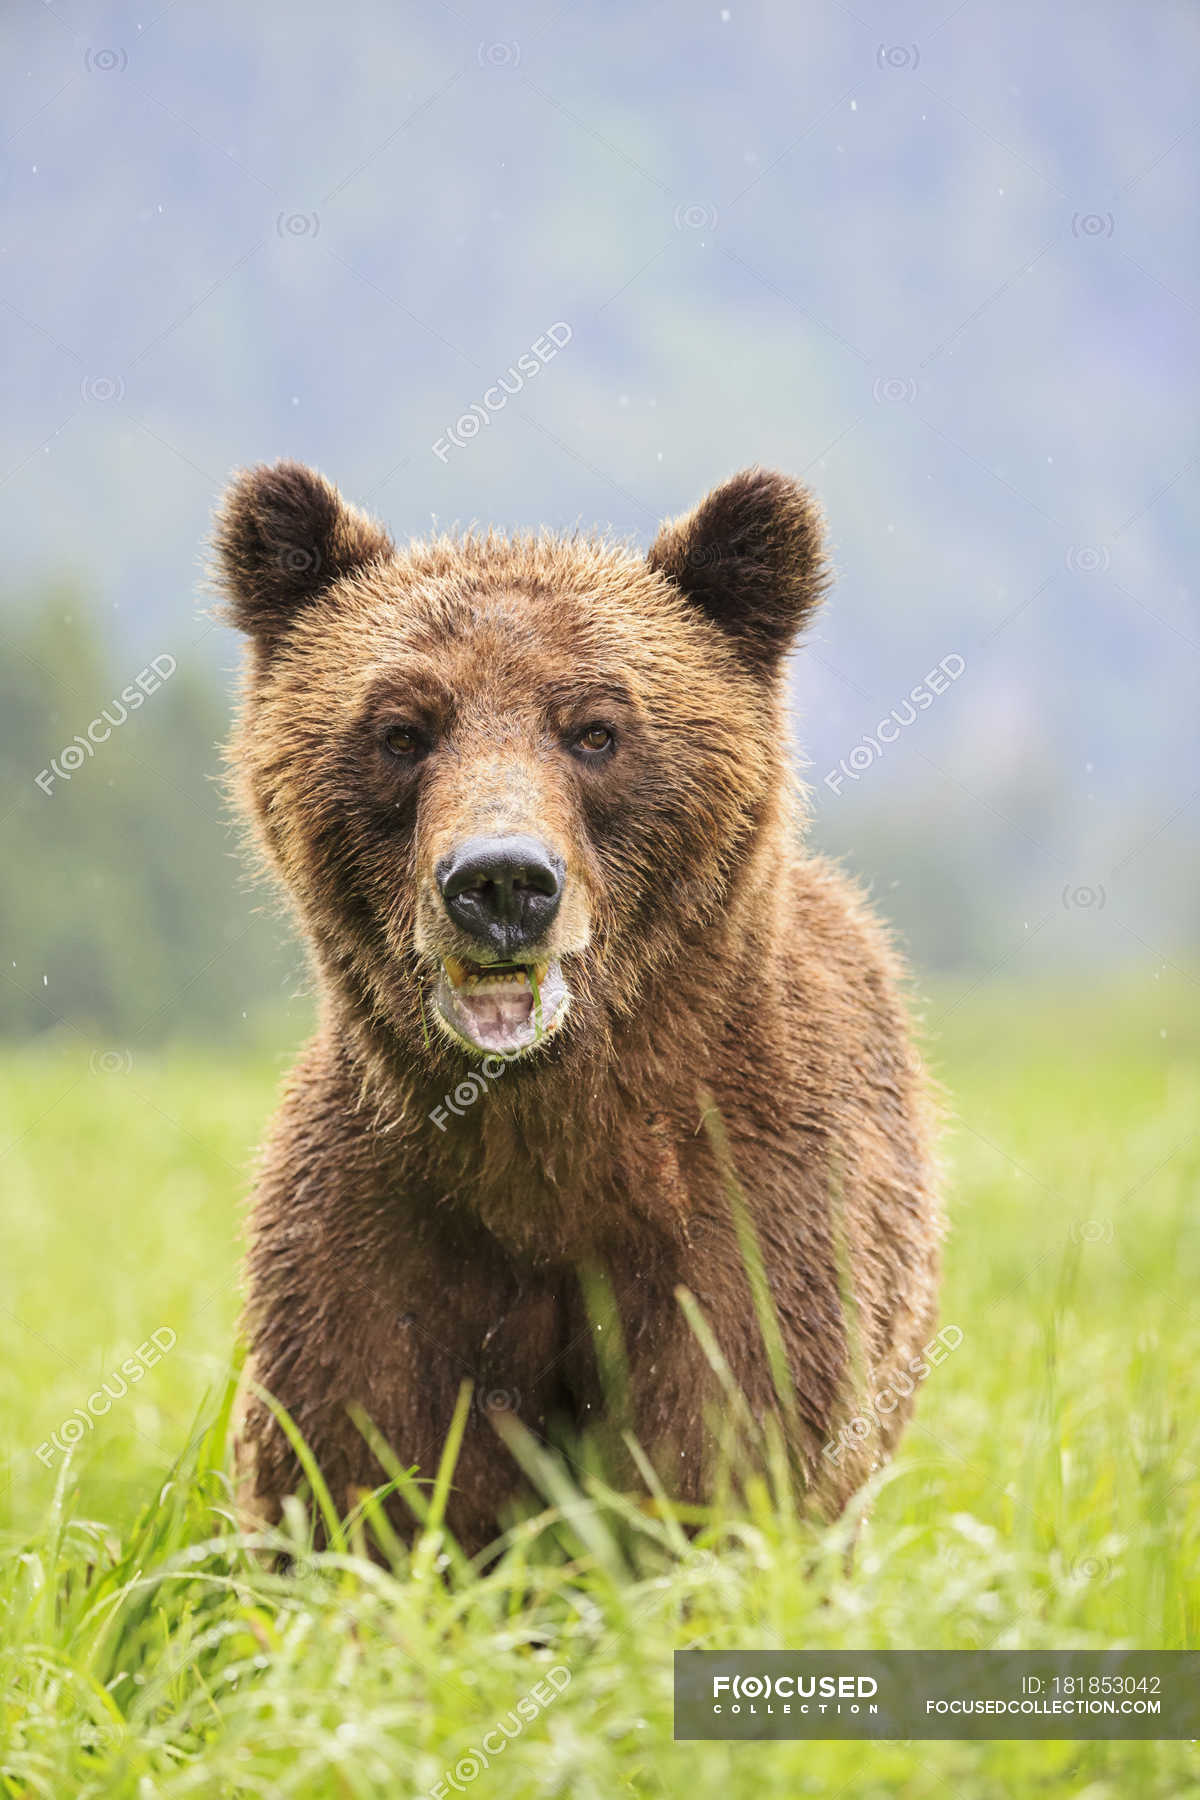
[213,460,941,1555]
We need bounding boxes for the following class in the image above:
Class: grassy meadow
[1,972,1198,1796]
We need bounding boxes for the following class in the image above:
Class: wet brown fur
[212,461,942,1555]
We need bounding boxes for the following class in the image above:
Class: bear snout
[436,833,564,956]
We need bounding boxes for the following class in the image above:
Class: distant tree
[0,594,301,1046]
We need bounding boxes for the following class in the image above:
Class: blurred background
[4,27,1200,1759]
[2,0,1197,1047]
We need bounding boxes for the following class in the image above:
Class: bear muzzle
[430,834,572,1056]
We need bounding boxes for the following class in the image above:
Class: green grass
[1,971,1199,1796]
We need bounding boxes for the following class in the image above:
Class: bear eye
[573,723,615,757]
[383,724,423,758]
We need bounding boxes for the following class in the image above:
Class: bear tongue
[459,988,533,1040]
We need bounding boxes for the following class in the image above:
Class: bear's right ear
[211,460,394,649]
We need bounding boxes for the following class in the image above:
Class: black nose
[436,835,564,953]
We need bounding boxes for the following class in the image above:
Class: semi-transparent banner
[674,1651,1200,1739]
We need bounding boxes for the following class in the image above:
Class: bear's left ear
[646,468,828,670]
[211,460,394,652]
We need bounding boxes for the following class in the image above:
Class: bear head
[213,461,827,1079]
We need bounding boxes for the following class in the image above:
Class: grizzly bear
[213,460,941,1555]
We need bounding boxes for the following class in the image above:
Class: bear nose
[436,835,564,953]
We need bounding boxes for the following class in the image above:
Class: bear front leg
[565,1257,838,1516]
[234,1222,567,1559]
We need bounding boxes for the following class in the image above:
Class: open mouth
[431,955,570,1057]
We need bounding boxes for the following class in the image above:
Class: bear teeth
[441,958,549,991]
